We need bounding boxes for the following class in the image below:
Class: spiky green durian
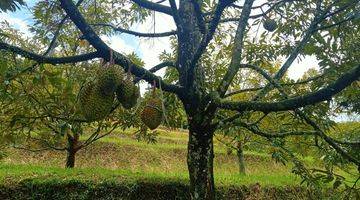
[116,75,139,109]
[141,95,163,130]
[78,81,114,122]
[263,19,277,32]
[96,65,124,96]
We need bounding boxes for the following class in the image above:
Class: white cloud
[132,12,175,69]
[101,35,136,55]
[123,12,176,93]
[0,12,31,36]
[287,55,319,80]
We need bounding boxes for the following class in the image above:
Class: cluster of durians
[77,61,163,130]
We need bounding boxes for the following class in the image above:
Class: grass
[0,163,298,187]
[0,127,322,187]
[2,128,358,199]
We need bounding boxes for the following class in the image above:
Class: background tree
[1,0,360,199]
[0,16,146,168]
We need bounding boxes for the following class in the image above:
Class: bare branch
[217,0,255,97]
[190,0,206,34]
[189,0,237,74]
[217,64,360,113]
[298,111,360,166]
[0,42,100,64]
[315,14,357,32]
[59,0,183,95]
[91,23,176,37]
[221,63,360,166]
[134,61,176,82]
[225,72,324,97]
[169,0,182,28]
[130,0,173,15]
[80,124,102,148]
[331,138,360,146]
[253,1,346,100]
[219,0,300,23]
[232,121,317,138]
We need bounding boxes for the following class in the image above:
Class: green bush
[0,178,342,200]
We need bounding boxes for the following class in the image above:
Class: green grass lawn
[0,163,300,187]
[2,127,354,188]
[1,128,358,199]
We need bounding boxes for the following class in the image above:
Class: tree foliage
[0,0,359,199]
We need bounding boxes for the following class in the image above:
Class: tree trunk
[65,133,79,168]
[236,141,246,175]
[187,124,215,200]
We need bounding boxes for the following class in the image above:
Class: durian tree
[0,38,117,169]
[0,16,143,168]
[1,0,360,199]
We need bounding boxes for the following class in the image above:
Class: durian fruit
[116,75,139,109]
[78,81,114,122]
[141,93,163,130]
[263,18,277,32]
[96,65,124,96]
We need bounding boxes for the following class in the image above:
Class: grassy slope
[1,128,300,187]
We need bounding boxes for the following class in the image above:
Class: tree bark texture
[187,121,215,200]
[65,133,79,168]
[237,141,246,175]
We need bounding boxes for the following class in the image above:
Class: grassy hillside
[1,128,300,186]
[1,128,357,199]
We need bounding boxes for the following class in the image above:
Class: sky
[1,0,318,80]
[1,0,357,122]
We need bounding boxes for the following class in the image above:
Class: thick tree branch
[130,0,173,15]
[219,63,360,166]
[217,64,360,113]
[4,0,86,81]
[0,42,101,64]
[225,72,325,97]
[190,0,206,34]
[253,1,345,100]
[233,121,317,138]
[217,0,254,97]
[189,0,236,71]
[169,0,182,28]
[149,61,176,73]
[219,0,299,23]
[219,0,360,166]
[315,14,357,32]
[298,111,360,166]
[134,61,175,82]
[91,23,176,37]
[59,0,182,95]
[254,24,320,99]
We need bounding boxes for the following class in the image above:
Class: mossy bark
[236,141,246,175]
[65,133,79,168]
[187,119,215,200]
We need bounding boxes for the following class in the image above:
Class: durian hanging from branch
[263,12,278,32]
[141,81,163,130]
[116,65,140,110]
[97,55,124,96]
[78,80,115,122]
[77,50,121,122]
